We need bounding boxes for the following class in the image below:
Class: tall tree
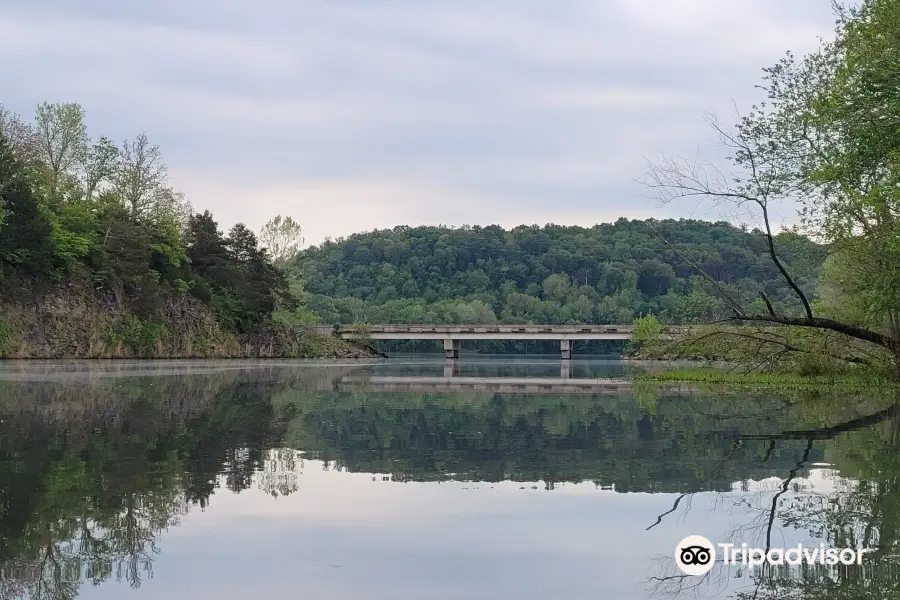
[113,133,169,219]
[0,132,56,278]
[186,211,229,276]
[259,215,304,267]
[33,102,88,198]
[82,136,118,201]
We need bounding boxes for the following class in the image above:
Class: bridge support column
[443,359,461,377]
[560,339,572,360]
[560,360,571,379]
[444,339,460,359]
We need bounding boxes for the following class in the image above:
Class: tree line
[293,219,825,327]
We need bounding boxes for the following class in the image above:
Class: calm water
[0,357,898,600]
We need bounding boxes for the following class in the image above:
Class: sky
[0,0,838,246]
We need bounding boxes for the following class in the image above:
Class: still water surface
[0,357,897,599]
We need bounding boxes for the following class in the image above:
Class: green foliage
[186,213,293,333]
[47,200,98,271]
[104,315,164,355]
[629,313,664,355]
[296,220,824,326]
[632,313,664,341]
[294,219,825,355]
[259,214,304,267]
[0,132,57,279]
[121,315,164,352]
[0,103,296,340]
[0,317,16,355]
[272,306,319,326]
[634,368,897,390]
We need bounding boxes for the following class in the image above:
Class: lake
[0,357,897,600]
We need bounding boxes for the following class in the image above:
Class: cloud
[171,171,679,246]
[0,0,836,242]
[537,86,700,111]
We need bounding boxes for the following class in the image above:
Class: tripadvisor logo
[675,535,715,576]
[674,535,871,576]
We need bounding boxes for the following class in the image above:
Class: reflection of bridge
[307,324,688,359]
[335,375,636,395]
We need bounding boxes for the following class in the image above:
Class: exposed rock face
[0,282,377,359]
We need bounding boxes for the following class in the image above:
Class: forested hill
[296,219,826,325]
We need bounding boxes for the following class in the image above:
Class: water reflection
[0,359,897,599]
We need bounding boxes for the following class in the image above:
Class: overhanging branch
[729,314,896,351]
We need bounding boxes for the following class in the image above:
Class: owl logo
[675,536,716,576]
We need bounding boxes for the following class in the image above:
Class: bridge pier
[444,339,461,359]
[443,359,461,377]
[560,360,570,379]
[560,339,572,360]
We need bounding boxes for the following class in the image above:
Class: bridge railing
[297,323,694,336]
[335,324,637,334]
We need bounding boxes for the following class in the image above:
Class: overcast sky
[0,0,837,246]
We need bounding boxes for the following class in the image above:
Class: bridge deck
[333,324,645,340]
[299,323,690,358]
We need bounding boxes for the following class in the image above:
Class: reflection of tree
[738,412,900,599]
[256,449,302,498]
[2,367,898,600]
[648,403,900,600]
[273,387,898,492]
[2,487,188,599]
[0,370,291,599]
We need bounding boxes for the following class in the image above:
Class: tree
[644,0,900,371]
[33,102,88,198]
[0,105,39,165]
[570,294,594,322]
[183,214,291,332]
[542,273,572,302]
[259,215,304,267]
[0,132,56,278]
[82,136,118,200]
[113,133,170,219]
[186,211,229,276]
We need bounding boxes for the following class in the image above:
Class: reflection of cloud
[216,456,625,521]
[112,458,864,600]
[1,0,835,240]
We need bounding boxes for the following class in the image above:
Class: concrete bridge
[305,324,688,359]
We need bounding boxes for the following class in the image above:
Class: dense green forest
[292,220,826,353]
[297,220,824,326]
[0,104,364,358]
